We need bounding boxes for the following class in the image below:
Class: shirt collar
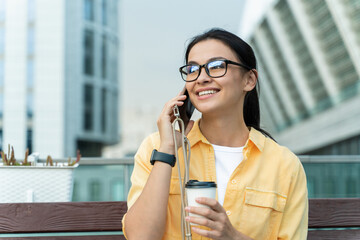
[187,119,265,152]
[187,119,209,147]
[246,127,265,152]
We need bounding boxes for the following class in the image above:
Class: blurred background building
[243,0,360,155]
[0,0,120,157]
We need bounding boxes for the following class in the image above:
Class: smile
[198,90,218,96]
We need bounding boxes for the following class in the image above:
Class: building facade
[244,0,360,155]
[0,0,120,157]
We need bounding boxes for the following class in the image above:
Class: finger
[185,206,217,221]
[167,95,187,109]
[196,197,224,213]
[185,216,217,230]
[190,227,220,239]
[161,99,185,116]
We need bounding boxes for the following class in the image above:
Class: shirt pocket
[242,188,287,239]
[245,187,287,212]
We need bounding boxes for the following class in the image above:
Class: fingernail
[185,206,190,211]
[185,216,190,221]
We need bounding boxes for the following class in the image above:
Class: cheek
[185,82,198,105]
[185,82,195,95]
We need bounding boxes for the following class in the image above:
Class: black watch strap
[150,149,176,167]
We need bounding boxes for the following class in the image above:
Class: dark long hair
[185,28,274,140]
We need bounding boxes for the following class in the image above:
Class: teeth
[198,90,217,96]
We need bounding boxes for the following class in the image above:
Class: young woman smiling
[122,29,308,240]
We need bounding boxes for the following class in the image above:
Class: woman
[122,29,308,240]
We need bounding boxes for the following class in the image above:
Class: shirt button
[226,211,231,216]
[231,180,237,184]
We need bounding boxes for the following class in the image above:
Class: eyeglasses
[179,59,251,82]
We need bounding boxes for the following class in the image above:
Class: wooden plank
[0,201,127,233]
[307,229,360,239]
[309,198,360,228]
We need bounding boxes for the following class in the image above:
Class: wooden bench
[0,199,359,239]
[308,198,360,239]
[0,201,127,239]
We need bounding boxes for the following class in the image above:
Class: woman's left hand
[185,197,252,240]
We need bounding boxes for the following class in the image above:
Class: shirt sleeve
[278,157,308,240]
[121,133,158,239]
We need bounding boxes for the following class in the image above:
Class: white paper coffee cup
[185,180,217,225]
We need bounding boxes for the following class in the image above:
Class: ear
[244,69,257,92]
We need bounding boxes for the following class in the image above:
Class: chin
[195,104,219,115]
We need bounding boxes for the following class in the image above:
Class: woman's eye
[208,61,225,70]
[187,65,199,74]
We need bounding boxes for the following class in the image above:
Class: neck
[199,112,249,147]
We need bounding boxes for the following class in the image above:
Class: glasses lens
[207,60,226,77]
[181,65,200,81]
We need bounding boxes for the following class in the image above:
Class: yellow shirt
[122,121,308,240]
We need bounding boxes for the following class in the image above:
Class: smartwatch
[150,149,176,167]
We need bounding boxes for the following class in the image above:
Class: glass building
[244,0,360,155]
[0,0,120,157]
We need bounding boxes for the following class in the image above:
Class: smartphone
[178,89,195,128]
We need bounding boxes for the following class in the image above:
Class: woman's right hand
[157,91,194,155]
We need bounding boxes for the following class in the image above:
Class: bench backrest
[0,199,360,239]
[308,198,360,239]
[0,201,127,240]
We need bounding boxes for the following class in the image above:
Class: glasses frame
[179,59,252,82]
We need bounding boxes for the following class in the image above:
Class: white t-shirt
[212,144,244,206]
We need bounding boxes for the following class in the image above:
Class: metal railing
[2,155,360,200]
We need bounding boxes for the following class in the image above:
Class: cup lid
[185,180,217,188]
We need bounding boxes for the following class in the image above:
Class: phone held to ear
[178,89,195,128]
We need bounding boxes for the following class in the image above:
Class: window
[111,0,118,29]
[112,91,118,133]
[26,129,32,154]
[83,84,94,131]
[0,129,2,152]
[101,88,106,133]
[83,30,94,76]
[84,0,94,21]
[27,93,33,118]
[101,35,107,79]
[112,40,118,83]
[102,0,107,25]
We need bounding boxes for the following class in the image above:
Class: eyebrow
[187,57,226,65]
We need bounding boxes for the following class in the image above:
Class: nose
[196,66,212,84]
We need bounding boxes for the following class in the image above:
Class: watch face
[150,149,176,167]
